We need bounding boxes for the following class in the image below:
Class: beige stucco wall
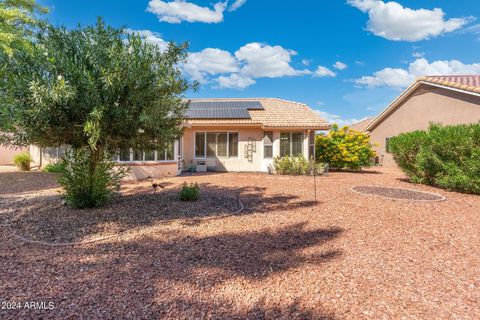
[368,85,480,166]
[182,126,311,172]
[0,145,27,165]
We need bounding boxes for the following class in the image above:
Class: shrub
[315,124,376,170]
[43,161,66,173]
[273,155,311,175]
[13,152,32,171]
[179,182,200,201]
[58,149,127,208]
[389,123,480,194]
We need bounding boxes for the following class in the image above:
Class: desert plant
[273,155,310,175]
[58,149,127,208]
[179,182,200,201]
[13,152,32,171]
[42,161,66,173]
[315,124,376,170]
[389,123,480,194]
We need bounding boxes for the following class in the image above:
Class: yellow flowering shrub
[315,124,376,170]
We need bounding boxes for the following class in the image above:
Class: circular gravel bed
[352,185,446,201]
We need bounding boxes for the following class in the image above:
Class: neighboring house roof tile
[349,117,374,132]
[364,75,480,132]
[185,98,330,129]
[418,75,480,94]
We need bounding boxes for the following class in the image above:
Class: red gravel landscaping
[1,168,479,319]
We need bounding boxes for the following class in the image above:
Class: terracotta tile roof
[184,98,330,129]
[349,117,374,132]
[418,75,480,94]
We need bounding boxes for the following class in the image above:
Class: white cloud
[124,29,169,52]
[355,60,365,66]
[333,61,348,70]
[314,66,337,78]
[412,51,425,58]
[317,110,370,127]
[235,42,310,78]
[216,74,255,89]
[355,58,480,89]
[228,0,246,12]
[183,48,239,83]
[348,0,470,42]
[302,59,311,66]
[147,0,227,23]
[463,23,480,39]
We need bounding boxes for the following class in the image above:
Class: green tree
[0,0,47,56]
[315,124,376,170]
[1,19,195,207]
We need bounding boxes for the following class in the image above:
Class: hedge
[388,123,480,194]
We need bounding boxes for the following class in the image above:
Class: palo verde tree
[1,19,195,207]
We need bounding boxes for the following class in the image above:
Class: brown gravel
[1,167,479,319]
[352,185,446,201]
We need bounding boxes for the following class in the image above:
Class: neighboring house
[32,98,329,179]
[349,117,374,132]
[0,145,27,165]
[363,75,480,167]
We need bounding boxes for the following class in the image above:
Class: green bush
[315,124,376,170]
[389,123,480,194]
[273,155,312,175]
[58,149,127,208]
[43,161,66,173]
[13,152,32,171]
[179,182,200,201]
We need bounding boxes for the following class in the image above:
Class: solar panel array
[185,101,264,119]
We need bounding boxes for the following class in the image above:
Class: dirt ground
[1,168,479,319]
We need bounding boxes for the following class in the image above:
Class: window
[118,143,175,162]
[195,132,206,158]
[263,131,273,159]
[280,132,304,157]
[309,131,315,159]
[195,132,239,158]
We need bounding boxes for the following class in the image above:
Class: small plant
[13,152,32,171]
[179,182,200,201]
[273,155,310,175]
[58,148,127,208]
[43,162,66,173]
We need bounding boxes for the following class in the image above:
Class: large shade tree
[1,19,195,207]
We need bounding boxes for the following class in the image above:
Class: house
[362,75,480,166]
[349,117,374,132]
[0,145,27,165]
[31,98,329,179]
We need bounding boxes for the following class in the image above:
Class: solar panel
[185,100,264,119]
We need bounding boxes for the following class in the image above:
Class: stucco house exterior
[31,98,329,179]
[360,75,480,167]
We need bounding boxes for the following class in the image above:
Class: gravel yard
[1,168,479,319]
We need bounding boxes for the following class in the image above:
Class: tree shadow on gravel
[3,223,342,318]
[5,182,317,243]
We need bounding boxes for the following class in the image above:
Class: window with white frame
[280,132,304,157]
[263,131,273,159]
[309,131,315,159]
[116,143,174,162]
[195,132,238,158]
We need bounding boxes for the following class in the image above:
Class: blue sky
[40,0,480,125]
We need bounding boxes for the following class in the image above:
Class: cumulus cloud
[228,0,246,11]
[333,61,348,70]
[314,66,337,78]
[124,29,169,52]
[235,42,310,78]
[348,0,470,41]
[183,48,239,83]
[182,42,310,89]
[216,74,255,89]
[147,0,227,23]
[355,58,480,89]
